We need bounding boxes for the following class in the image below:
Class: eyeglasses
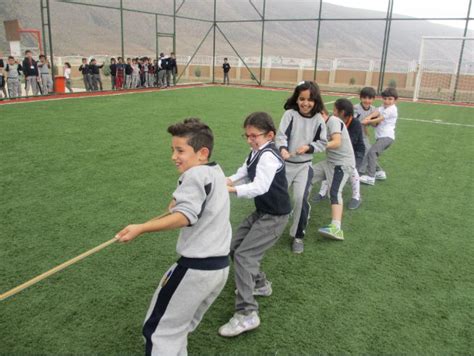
[241,132,266,140]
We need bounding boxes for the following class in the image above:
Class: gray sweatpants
[312,161,353,205]
[158,70,166,87]
[82,74,91,91]
[91,74,102,91]
[7,78,20,98]
[143,262,228,356]
[359,134,371,174]
[26,76,39,95]
[223,72,229,85]
[66,79,73,93]
[286,161,313,239]
[367,137,394,177]
[41,74,53,94]
[232,211,289,313]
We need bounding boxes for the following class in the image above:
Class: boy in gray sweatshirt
[116,118,231,356]
[5,56,23,98]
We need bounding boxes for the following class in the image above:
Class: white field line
[399,117,474,128]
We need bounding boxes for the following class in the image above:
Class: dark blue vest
[247,142,291,215]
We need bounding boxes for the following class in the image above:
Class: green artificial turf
[0,87,473,354]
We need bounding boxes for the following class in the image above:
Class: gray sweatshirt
[325,115,355,168]
[275,109,327,163]
[170,162,231,258]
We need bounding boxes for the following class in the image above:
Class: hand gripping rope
[0,212,170,301]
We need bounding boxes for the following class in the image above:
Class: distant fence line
[52,54,473,96]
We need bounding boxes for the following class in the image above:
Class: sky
[324,0,471,29]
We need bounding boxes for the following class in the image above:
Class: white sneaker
[218,311,260,337]
[360,175,375,186]
[375,171,387,180]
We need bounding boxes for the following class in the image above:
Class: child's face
[243,125,274,151]
[8,58,14,65]
[82,59,87,64]
[360,96,374,108]
[296,89,315,116]
[171,136,207,174]
[333,106,342,120]
[382,96,396,108]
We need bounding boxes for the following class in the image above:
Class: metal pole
[155,14,159,60]
[380,0,394,92]
[120,0,124,59]
[258,0,266,86]
[212,0,217,83]
[173,0,177,54]
[453,0,472,101]
[46,0,55,90]
[413,37,425,102]
[377,0,393,94]
[40,0,47,54]
[313,0,323,81]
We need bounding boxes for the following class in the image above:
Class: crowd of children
[0,51,178,98]
[114,81,399,354]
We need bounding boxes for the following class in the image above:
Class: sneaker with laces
[360,175,375,185]
[375,171,387,180]
[318,224,344,241]
[234,280,273,297]
[292,238,304,254]
[218,311,260,337]
[348,198,361,210]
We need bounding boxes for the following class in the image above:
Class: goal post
[413,36,474,103]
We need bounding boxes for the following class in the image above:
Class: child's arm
[115,212,189,243]
[327,133,341,149]
[303,119,328,154]
[227,160,249,186]
[229,152,280,198]
[275,112,292,160]
[361,110,382,126]
[362,114,384,127]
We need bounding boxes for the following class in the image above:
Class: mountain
[0,0,470,63]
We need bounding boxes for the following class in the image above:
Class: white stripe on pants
[318,168,361,200]
[285,161,314,239]
[312,161,353,205]
[143,263,228,356]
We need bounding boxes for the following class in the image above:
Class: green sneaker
[318,224,344,241]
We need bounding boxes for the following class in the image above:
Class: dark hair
[334,98,354,119]
[25,50,32,55]
[167,118,214,158]
[360,86,376,99]
[243,112,276,135]
[64,62,71,68]
[381,87,398,100]
[224,57,228,61]
[284,81,325,117]
[39,54,45,59]
[8,56,14,60]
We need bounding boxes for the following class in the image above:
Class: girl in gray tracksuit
[276,81,327,254]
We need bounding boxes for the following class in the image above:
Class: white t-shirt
[375,105,398,140]
[64,68,71,79]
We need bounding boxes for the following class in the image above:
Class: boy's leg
[366,137,393,177]
[233,212,289,313]
[41,75,48,94]
[97,75,103,90]
[317,180,329,199]
[288,163,314,240]
[143,264,228,356]
[31,77,39,95]
[351,168,360,200]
